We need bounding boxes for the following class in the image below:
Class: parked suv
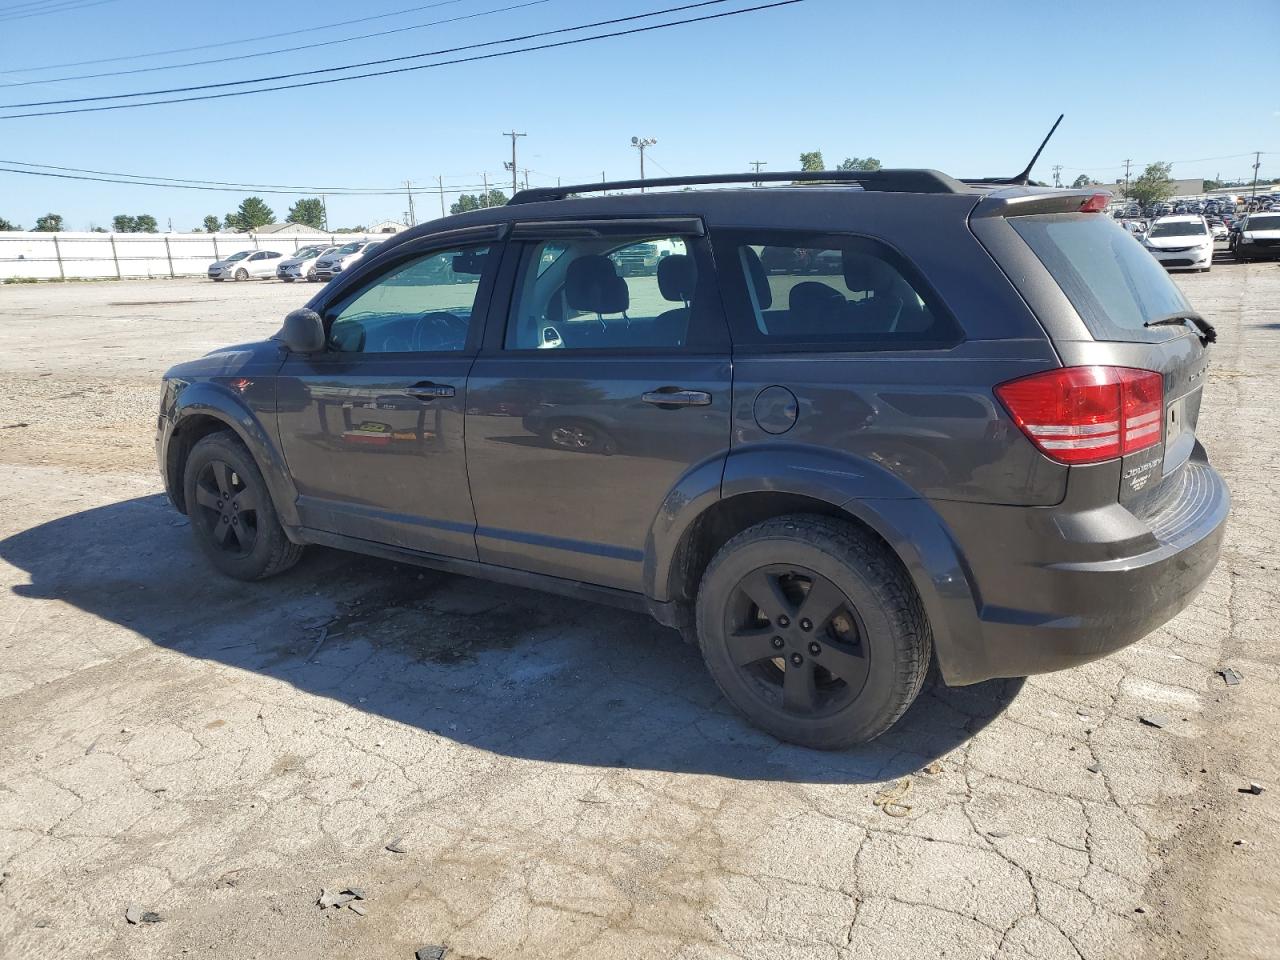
[157,171,1228,748]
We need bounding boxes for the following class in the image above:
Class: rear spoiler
[971,189,1113,219]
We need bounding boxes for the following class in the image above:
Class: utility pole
[1051,164,1062,188]
[437,176,446,218]
[481,171,489,205]
[503,130,526,195]
[631,136,657,190]
[320,194,328,232]
[1122,159,1132,199]
[521,168,530,191]
[404,181,416,226]
[749,160,766,186]
[1250,151,1261,202]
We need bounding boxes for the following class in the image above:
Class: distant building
[253,222,327,235]
[367,219,409,234]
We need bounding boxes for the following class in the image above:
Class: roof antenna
[1009,114,1064,185]
[965,114,1064,186]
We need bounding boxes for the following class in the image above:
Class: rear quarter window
[1009,213,1193,341]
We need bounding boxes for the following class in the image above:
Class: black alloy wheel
[191,459,259,558]
[723,565,870,717]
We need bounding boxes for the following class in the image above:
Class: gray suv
[156,170,1228,748]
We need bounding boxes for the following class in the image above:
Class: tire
[281,277,294,283]
[695,514,931,748]
[234,268,249,281]
[182,431,303,581]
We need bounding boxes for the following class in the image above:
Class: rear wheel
[183,432,303,581]
[695,514,931,748]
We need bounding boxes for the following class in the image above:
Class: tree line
[0,196,332,233]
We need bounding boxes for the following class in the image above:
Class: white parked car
[276,245,336,282]
[1142,215,1213,272]
[207,249,285,281]
[312,240,381,281]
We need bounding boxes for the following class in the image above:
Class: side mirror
[275,308,326,353]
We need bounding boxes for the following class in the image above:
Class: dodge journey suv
[157,170,1228,748]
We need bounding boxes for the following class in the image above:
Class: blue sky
[0,0,1276,230]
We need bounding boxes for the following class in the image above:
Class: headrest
[843,250,889,294]
[740,246,773,310]
[789,281,846,327]
[565,255,629,315]
[657,254,696,302]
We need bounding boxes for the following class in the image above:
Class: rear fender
[647,443,983,684]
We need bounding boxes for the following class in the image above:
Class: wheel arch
[646,444,984,684]
[166,386,300,528]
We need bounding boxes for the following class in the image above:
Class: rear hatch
[970,194,1212,508]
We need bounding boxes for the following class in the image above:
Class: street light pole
[631,136,657,191]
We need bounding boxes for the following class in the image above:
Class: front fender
[168,380,300,528]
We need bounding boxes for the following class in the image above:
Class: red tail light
[995,366,1163,465]
[1079,193,1110,213]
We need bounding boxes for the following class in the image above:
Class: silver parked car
[207,249,285,281]
[312,240,381,281]
[276,245,335,282]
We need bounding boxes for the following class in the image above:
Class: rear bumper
[930,452,1228,684]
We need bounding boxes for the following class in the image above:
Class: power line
[0,0,119,22]
[0,165,506,195]
[0,0,798,114]
[3,0,551,89]
[0,0,473,74]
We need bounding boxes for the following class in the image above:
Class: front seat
[653,254,696,346]
[564,255,629,342]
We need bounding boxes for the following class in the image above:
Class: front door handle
[642,388,712,408]
[405,382,455,400]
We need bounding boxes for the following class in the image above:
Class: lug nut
[800,618,813,631]
[771,637,784,649]
[777,615,790,628]
[790,653,803,666]
[808,642,821,655]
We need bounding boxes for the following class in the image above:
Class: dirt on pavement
[0,269,1276,960]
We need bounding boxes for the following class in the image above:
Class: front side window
[723,232,955,348]
[327,245,490,354]
[505,235,706,350]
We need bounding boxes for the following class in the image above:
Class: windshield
[1245,215,1280,231]
[225,251,250,261]
[335,242,364,255]
[1148,221,1207,238]
[1009,213,1193,340]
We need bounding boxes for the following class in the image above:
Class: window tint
[328,245,489,354]
[505,236,700,350]
[1010,214,1191,339]
[728,235,953,347]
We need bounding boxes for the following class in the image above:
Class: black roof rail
[508,169,966,204]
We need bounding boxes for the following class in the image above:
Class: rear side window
[1009,214,1192,340]
[718,232,958,349]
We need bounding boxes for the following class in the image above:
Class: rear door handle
[405,382,455,400]
[642,388,712,407]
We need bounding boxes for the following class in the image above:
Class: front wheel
[183,432,303,581]
[234,268,249,281]
[695,515,931,748]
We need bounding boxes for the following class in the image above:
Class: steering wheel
[411,312,468,352]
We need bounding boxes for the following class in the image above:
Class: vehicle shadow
[0,495,1024,784]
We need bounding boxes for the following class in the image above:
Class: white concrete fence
[0,231,388,282]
